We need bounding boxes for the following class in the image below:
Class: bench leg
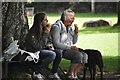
[2,62,8,79]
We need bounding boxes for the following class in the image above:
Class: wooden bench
[2,53,66,80]
[2,40,70,79]
[2,54,34,79]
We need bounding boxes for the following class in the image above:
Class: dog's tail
[97,50,103,80]
[97,50,104,68]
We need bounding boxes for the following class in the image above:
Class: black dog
[79,49,103,80]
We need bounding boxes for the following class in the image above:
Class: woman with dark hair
[25,12,56,80]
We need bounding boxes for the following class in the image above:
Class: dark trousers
[34,50,56,74]
[52,49,88,74]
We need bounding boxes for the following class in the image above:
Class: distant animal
[83,19,110,27]
[79,49,104,80]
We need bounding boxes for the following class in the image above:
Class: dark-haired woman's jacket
[25,27,52,53]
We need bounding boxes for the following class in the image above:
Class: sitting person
[25,12,56,80]
[51,9,88,79]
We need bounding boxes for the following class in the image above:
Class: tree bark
[113,1,120,26]
[2,2,29,50]
[117,1,120,25]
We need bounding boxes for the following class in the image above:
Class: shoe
[49,73,61,80]
[74,75,78,79]
[67,75,74,79]
[33,72,44,80]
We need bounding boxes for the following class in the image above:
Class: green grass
[103,56,120,72]
[59,56,120,72]
[61,32,119,72]
[75,26,120,72]
[75,13,117,18]
[28,13,117,28]
[47,12,117,18]
[79,27,120,34]
[28,13,119,72]
[75,33,119,56]
[47,12,117,29]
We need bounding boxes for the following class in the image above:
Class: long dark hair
[30,12,46,38]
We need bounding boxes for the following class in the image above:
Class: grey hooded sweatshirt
[51,20,78,50]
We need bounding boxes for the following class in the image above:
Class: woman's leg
[74,51,88,75]
[68,63,79,78]
[48,49,62,79]
[73,51,88,78]
[52,49,62,74]
[36,50,56,73]
[63,49,83,79]
[73,64,83,78]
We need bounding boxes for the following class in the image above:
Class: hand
[47,45,54,50]
[70,46,78,50]
[74,24,78,34]
[49,47,54,51]
[43,23,52,33]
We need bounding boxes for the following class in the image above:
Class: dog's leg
[83,66,87,80]
[89,67,93,80]
[100,68,103,80]
[98,65,103,80]
[97,51,103,80]
[93,66,96,80]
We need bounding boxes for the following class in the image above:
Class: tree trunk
[113,1,120,27]
[2,2,30,79]
[2,2,29,50]
[91,0,95,13]
[117,1,120,25]
[0,2,2,80]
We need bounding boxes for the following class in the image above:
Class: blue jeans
[52,49,63,74]
[35,49,56,73]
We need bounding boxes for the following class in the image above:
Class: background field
[28,13,117,28]
[28,13,120,72]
